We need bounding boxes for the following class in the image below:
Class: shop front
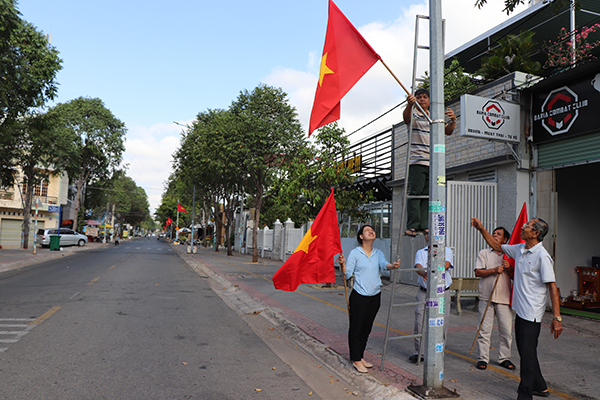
[529,60,600,312]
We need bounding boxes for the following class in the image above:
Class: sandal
[405,229,417,237]
[499,360,516,370]
[476,361,487,370]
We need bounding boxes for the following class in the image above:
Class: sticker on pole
[432,213,446,241]
[429,317,444,327]
[436,343,445,352]
[426,298,439,308]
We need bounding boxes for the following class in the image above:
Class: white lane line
[0,339,19,343]
[70,292,80,300]
[0,348,7,352]
[0,324,28,328]
[0,318,36,322]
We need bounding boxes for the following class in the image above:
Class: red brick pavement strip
[198,257,422,390]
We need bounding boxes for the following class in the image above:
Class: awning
[86,220,101,226]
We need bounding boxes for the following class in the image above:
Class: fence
[245,218,311,261]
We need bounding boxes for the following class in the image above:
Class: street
[0,239,347,399]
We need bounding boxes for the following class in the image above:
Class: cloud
[122,122,185,214]
[264,0,526,139]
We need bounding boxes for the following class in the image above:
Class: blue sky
[17,0,526,213]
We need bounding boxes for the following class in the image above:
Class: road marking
[27,306,61,326]
[87,277,100,285]
[69,292,80,300]
[109,264,117,270]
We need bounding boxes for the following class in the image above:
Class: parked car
[36,228,88,247]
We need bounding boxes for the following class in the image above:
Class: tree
[474,0,579,15]
[85,172,150,230]
[0,5,62,186]
[50,97,127,232]
[419,59,479,102]
[173,109,244,255]
[266,122,373,227]
[230,84,306,262]
[477,30,542,81]
[11,112,75,248]
[544,24,600,69]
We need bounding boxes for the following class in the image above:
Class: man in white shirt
[410,234,454,363]
[474,227,515,371]
[472,217,563,400]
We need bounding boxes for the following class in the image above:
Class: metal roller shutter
[538,131,600,169]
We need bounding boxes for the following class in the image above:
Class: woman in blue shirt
[338,224,400,373]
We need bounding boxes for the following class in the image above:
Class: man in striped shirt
[403,88,456,236]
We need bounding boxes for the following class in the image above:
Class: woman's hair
[356,224,375,245]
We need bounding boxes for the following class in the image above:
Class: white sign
[460,94,521,143]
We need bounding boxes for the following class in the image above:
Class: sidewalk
[175,245,600,400]
[0,241,109,275]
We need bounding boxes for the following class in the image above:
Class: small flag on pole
[166,217,173,227]
[273,189,342,291]
[177,204,187,213]
[308,0,381,136]
[504,202,528,307]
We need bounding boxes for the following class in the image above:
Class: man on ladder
[403,88,456,237]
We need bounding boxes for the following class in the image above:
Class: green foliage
[0,7,63,186]
[262,122,373,227]
[474,0,579,15]
[85,171,150,228]
[477,30,541,81]
[49,97,127,231]
[420,59,479,102]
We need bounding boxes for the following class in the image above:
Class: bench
[450,277,480,315]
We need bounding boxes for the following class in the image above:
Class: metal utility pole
[410,1,457,398]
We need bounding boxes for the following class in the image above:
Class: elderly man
[474,227,515,371]
[471,217,563,400]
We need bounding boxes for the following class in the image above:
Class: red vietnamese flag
[166,217,173,227]
[504,202,528,268]
[177,203,187,213]
[273,189,342,291]
[308,0,381,136]
[504,202,528,307]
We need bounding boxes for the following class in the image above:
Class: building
[0,169,70,249]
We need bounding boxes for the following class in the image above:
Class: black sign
[532,71,600,143]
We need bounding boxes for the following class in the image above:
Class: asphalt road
[0,239,328,399]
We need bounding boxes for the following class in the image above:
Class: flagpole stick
[469,273,500,354]
[378,58,433,124]
[342,270,350,323]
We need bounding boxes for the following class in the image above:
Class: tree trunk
[21,169,34,250]
[72,172,85,232]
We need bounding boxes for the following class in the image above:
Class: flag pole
[469,273,500,354]
[341,268,350,323]
[378,58,433,124]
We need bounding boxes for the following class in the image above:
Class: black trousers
[515,315,548,400]
[348,290,381,362]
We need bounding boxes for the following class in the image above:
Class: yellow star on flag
[294,228,318,254]
[319,53,334,86]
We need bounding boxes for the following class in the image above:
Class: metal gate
[446,181,497,278]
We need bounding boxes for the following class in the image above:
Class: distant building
[0,168,71,249]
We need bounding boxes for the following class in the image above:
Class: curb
[177,247,416,400]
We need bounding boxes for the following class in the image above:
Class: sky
[17,0,527,214]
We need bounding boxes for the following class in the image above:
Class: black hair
[356,224,375,245]
[493,227,511,243]
[414,88,429,98]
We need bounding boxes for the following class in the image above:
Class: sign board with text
[460,94,521,143]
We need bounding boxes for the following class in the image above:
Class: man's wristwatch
[553,316,562,322]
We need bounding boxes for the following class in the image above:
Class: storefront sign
[460,94,521,143]
[336,152,361,173]
[47,205,60,213]
[532,71,600,144]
